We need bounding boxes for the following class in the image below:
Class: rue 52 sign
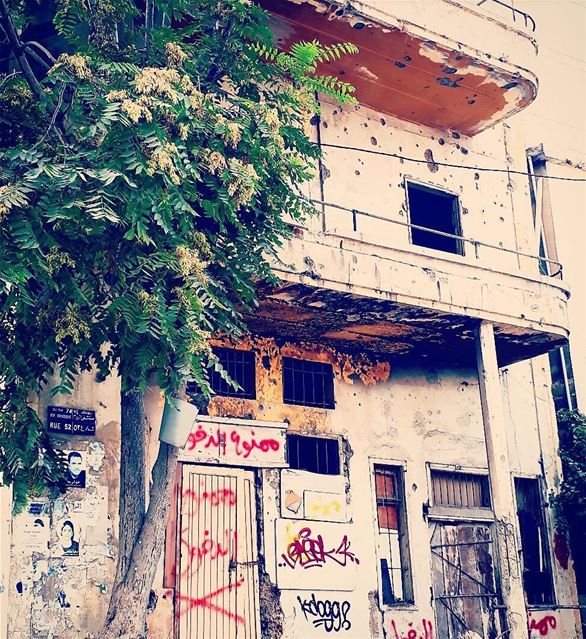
[179,416,287,467]
[47,406,96,436]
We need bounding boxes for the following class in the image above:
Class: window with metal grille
[282,357,335,409]
[209,347,256,399]
[406,182,463,255]
[431,470,491,509]
[286,434,340,475]
[515,478,555,605]
[374,465,414,605]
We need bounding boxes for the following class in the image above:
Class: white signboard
[179,416,287,467]
[275,519,359,591]
[280,470,347,522]
[304,491,346,523]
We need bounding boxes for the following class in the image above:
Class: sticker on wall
[54,518,82,557]
[47,406,96,436]
[14,505,50,553]
[275,519,359,591]
[284,490,303,514]
[280,470,348,522]
[64,450,86,488]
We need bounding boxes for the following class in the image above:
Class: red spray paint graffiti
[390,619,434,639]
[186,424,280,459]
[176,578,245,623]
[528,613,557,636]
[182,487,236,512]
[279,526,360,570]
[181,528,237,574]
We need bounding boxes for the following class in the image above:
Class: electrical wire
[317,142,586,182]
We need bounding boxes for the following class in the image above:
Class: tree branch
[0,0,45,102]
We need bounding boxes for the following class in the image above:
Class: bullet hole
[412,483,418,492]
[442,66,457,74]
[353,21,365,29]
[474,172,480,180]
[438,138,445,145]
[461,207,469,215]
[461,380,469,387]
[339,69,345,75]
[16,582,23,594]
[499,242,503,247]
[424,84,431,89]
[499,216,505,222]
[362,122,368,127]
[455,54,463,61]
[503,81,518,89]
[437,77,460,88]
[456,144,460,149]
[343,127,348,133]
[424,149,439,173]
[460,147,469,155]
[333,110,338,115]
[309,115,319,126]
[320,164,331,181]
[404,55,412,62]
[370,136,377,145]
[451,131,460,139]
[468,99,476,105]
[322,121,328,128]
[262,355,271,370]
[394,61,406,69]
[380,118,386,126]
[355,170,361,175]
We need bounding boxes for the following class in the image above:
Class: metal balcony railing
[476,0,536,32]
[308,199,562,278]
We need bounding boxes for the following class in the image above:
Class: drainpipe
[475,321,529,638]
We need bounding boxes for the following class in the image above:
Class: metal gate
[430,522,506,639]
[177,465,261,639]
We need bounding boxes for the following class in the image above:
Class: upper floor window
[514,477,555,605]
[287,434,340,475]
[282,357,335,409]
[373,464,414,604]
[209,347,256,399]
[406,182,463,255]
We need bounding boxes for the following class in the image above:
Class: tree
[0,1,357,636]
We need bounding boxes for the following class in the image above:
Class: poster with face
[14,502,50,553]
[86,441,105,472]
[55,518,81,557]
[64,450,86,488]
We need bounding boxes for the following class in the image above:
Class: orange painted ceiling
[260,0,536,136]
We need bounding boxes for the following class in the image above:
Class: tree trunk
[98,387,182,639]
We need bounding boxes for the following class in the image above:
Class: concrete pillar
[475,321,528,639]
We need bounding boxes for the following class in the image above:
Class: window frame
[404,178,465,257]
[513,475,556,607]
[282,356,335,409]
[369,458,415,607]
[209,346,257,400]
[286,433,342,476]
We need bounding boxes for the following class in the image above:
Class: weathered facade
[1,1,583,638]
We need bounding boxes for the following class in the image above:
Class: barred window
[210,347,256,399]
[282,357,335,409]
[374,465,413,604]
[286,434,340,475]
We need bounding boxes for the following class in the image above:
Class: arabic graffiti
[182,487,236,512]
[390,619,434,639]
[278,527,360,570]
[175,578,245,622]
[528,613,557,636]
[181,528,237,574]
[297,594,351,633]
[186,424,280,459]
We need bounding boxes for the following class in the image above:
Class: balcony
[248,200,569,368]
[260,0,538,136]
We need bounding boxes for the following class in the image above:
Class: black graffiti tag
[297,594,351,633]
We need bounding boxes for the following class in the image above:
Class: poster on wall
[13,502,50,553]
[53,517,82,557]
[275,519,360,591]
[64,450,86,488]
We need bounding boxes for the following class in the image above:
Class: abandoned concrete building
[1,1,584,638]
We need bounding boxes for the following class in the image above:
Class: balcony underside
[247,281,566,368]
[262,0,537,136]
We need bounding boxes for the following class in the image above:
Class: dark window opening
[431,470,491,509]
[406,182,463,255]
[374,465,414,604]
[208,347,256,399]
[286,434,340,475]
[549,345,577,413]
[514,478,555,605]
[282,357,335,409]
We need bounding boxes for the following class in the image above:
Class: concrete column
[475,321,528,639]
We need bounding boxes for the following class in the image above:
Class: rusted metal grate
[282,357,335,409]
[431,470,491,509]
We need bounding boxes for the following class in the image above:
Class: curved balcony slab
[248,233,570,366]
[262,0,538,135]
